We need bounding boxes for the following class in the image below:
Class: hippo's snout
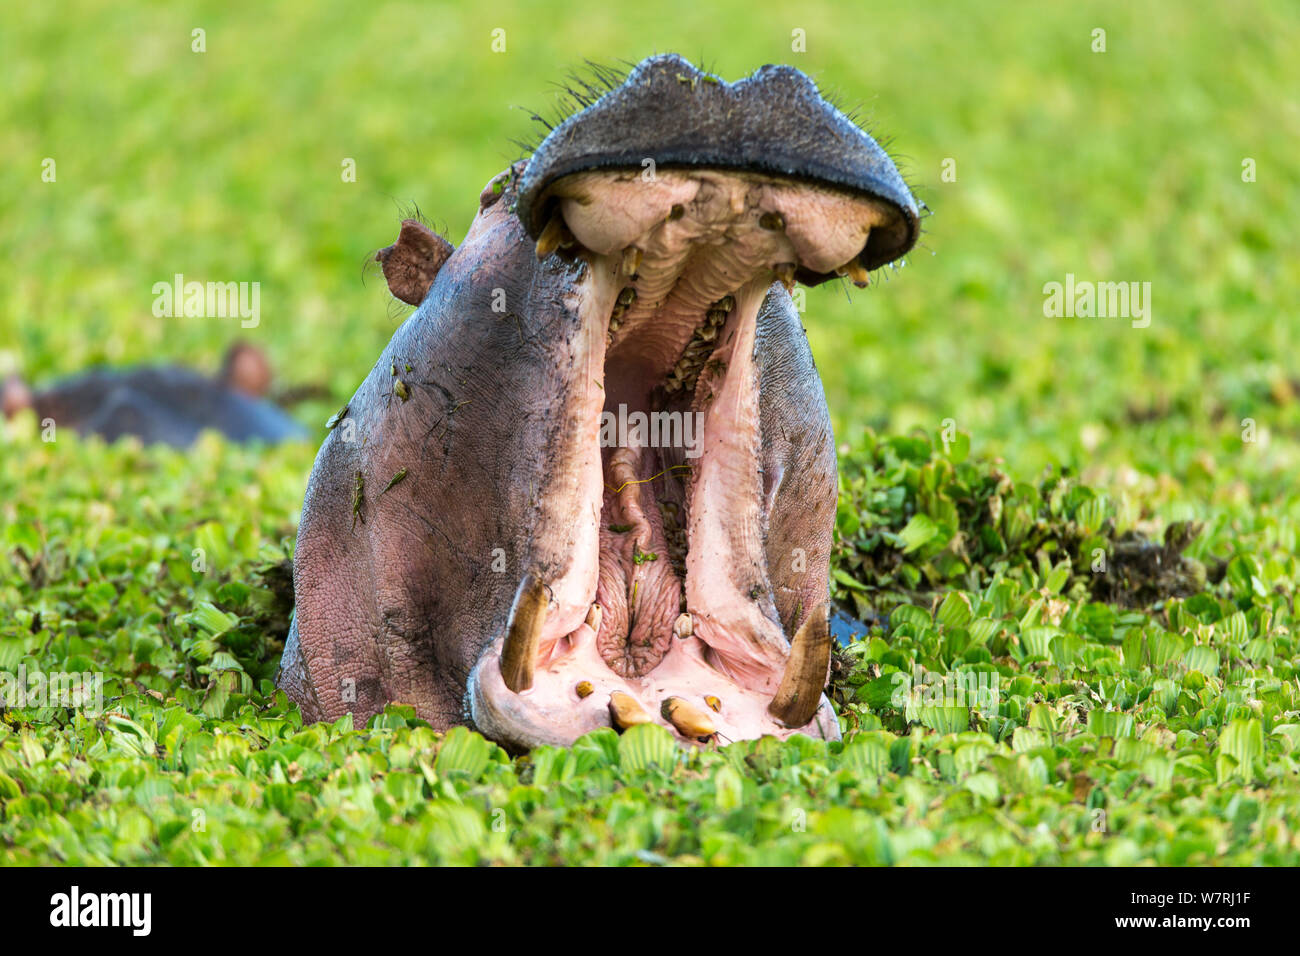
[517,54,919,277]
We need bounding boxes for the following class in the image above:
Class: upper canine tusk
[535,216,571,260]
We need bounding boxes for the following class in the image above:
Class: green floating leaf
[180,601,238,637]
[897,513,939,554]
[919,705,969,734]
[1087,709,1135,739]
[617,723,678,772]
[841,735,891,777]
[937,591,973,630]
[1217,717,1263,783]
[1011,727,1047,752]
[713,765,744,810]
[1182,645,1220,678]
[434,726,491,780]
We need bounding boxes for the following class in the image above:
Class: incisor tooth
[673,613,693,639]
[609,691,652,731]
[499,574,549,693]
[841,258,870,288]
[585,603,603,634]
[534,216,570,260]
[773,262,797,292]
[768,602,832,728]
[576,681,594,699]
[661,697,716,740]
[621,246,643,277]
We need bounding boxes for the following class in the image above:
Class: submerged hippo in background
[280,54,919,750]
[2,342,307,446]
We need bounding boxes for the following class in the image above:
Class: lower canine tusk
[499,574,549,692]
[767,602,832,728]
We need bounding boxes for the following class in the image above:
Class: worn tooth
[609,318,621,332]
[704,695,722,713]
[698,325,718,343]
[534,216,570,260]
[673,613,693,639]
[585,602,603,634]
[715,295,735,313]
[620,246,643,277]
[759,210,786,231]
[841,258,871,288]
[609,691,652,731]
[576,681,594,699]
[772,262,797,292]
[499,574,549,693]
[661,697,716,740]
[611,303,626,321]
[768,602,832,728]
[618,286,637,306]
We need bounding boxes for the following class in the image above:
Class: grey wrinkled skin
[281,54,919,739]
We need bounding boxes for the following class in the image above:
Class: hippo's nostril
[758,211,786,231]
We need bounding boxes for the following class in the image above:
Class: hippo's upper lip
[516,54,919,278]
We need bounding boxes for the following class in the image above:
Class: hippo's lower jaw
[466,168,898,749]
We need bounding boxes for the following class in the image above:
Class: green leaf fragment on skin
[381,468,408,494]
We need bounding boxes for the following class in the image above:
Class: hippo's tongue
[468,168,888,749]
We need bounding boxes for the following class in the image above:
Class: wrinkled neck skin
[460,166,849,750]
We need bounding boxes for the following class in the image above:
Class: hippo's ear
[2,375,33,419]
[220,342,273,398]
[375,219,455,306]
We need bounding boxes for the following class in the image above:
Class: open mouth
[468,167,905,749]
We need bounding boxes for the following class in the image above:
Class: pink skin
[468,170,894,749]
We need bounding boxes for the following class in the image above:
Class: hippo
[279,54,919,750]
[1,343,307,447]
